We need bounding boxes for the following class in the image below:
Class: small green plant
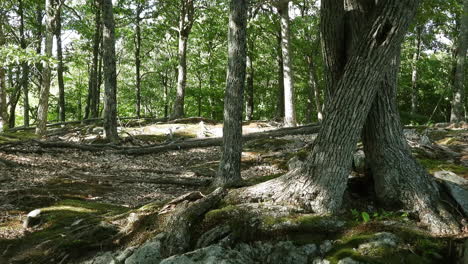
[351,209,370,223]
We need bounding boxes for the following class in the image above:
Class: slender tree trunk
[34,3,43,109]
[278,0,296,127]
[8,68,20,128]
[135,4,142,118]
[86,1,101,120]
[245,53,254,121]
[171,0,194,119]
[276,30,285,120]
[0,14,7,132]
[97,42,103,115]
[36,0,54,136]
[410,26,422,117]
[55,0,65,122]
[100,0,119,142]
[306,55,322,123]
[214,0,247,187]
[19,0,30,127]
[450,0,468,123]
[236,0,435,225]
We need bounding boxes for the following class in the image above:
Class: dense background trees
[0,0,466,130]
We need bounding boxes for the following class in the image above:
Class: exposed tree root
[158,188,226,257]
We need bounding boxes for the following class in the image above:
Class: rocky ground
[0,119,467,264]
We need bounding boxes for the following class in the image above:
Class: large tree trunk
[171,0,194,119]
[278,0,296,127]
[19,0,30,128]
[85,1,101,120]
[36,0,54,136]
[100,0,119,142]
[363,56,460,234]
[450,0,468,123]
[234,0,426,222]
[0,13,7,132]
[55,0,65,122]
[213,0,247,187]
[410,26,422,117]
[135,3,142,119]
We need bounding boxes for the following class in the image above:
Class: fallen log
[119,124,321,155]
[2,124,321,154]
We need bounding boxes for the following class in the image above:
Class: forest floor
[0,119,467,263]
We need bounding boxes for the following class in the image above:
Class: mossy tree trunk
[213,0,247,187]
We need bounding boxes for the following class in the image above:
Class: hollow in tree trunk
[213,0,247,188]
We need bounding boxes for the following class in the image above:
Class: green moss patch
[0,131,38,144]
[418,158,468,177]
[0,199,129,264]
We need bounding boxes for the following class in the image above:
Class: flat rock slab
[434,171,468,215]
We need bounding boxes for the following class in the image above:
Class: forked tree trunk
[36,0,54,136]
[171,0,194,119]
[100,0,119,142]
[213,0,247,187]
[278,0,296,127]
[231,0,457,234]
[450,0,468,123]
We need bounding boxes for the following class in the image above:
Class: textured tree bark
[0,13,7,132]
[36,0,54,136]
[233,0,421,216]
[135,3,142,119]
[171,0,194,119]
[410,26,422,117]
[278,0,296,127]
[245,53,254,121]
[55,0,66,122]
[275,29,285,121]
[19,0,30,128]
[450,0,468,123]
[85,1,101,120]
[214,0,248,187]
[100,0,119,142]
